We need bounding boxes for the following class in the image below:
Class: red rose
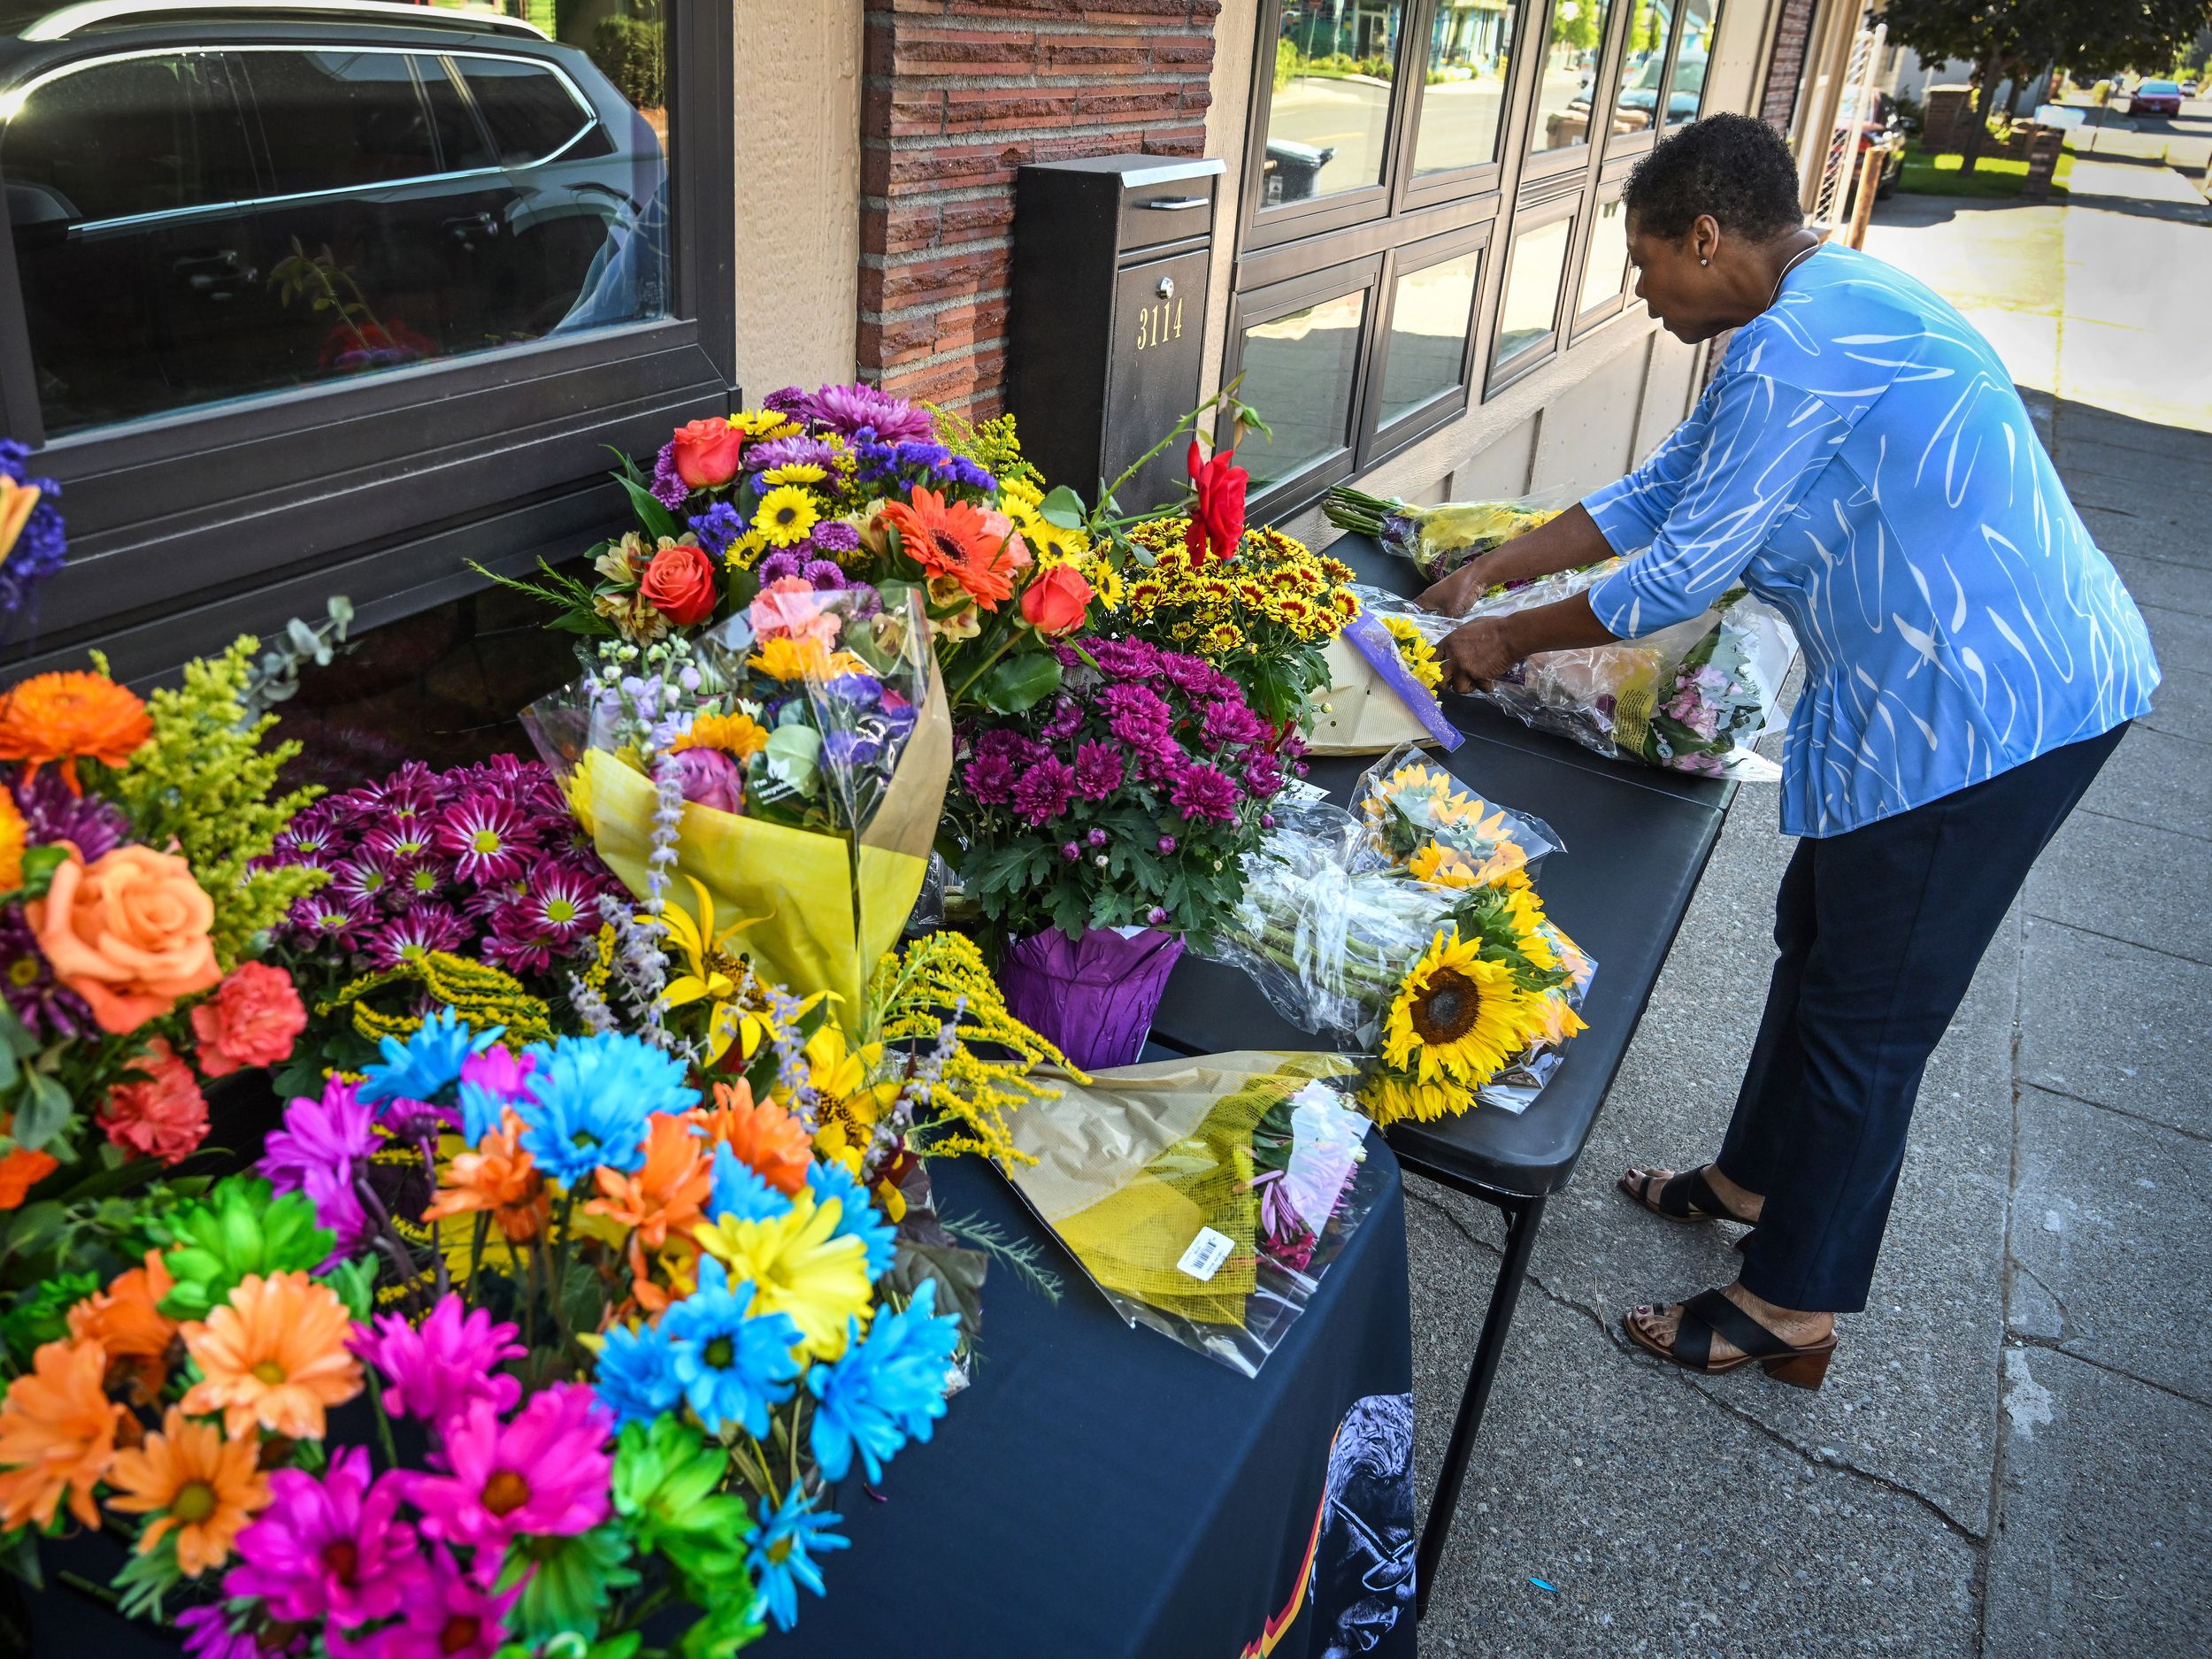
[640,542,719,626]
[1185,439,1248,565]
[188,961,307,1078]
[1019,565,1094,637]
[669,418,746,489]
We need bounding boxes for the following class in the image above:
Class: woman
[1423,114,2160,1389]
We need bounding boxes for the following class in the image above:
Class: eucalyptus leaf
[12,1071,73,1154]
[764,724,821,796]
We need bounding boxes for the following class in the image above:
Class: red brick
[929,296,1010,354]
[1073,86,1181,122]
[1179,81,1213,114]
[870,201,941,256]
[884,141,1031,192]
[888,26,1038,76]
[950,0,1191,17]
[1152,36,1214,68]
[937,195,1016,242]
[1040,35,1148,75]
[867,247,1010,312]
[945,88,1074,133]
[858,315,940,366]
[864,85,946,137]
[880,347,1010,405]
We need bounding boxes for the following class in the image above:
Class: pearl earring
[1701,257,1709,265]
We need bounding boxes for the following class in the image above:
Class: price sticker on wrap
[1176,1226,1235,1282]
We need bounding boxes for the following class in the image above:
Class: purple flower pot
[999,926,1186,1071]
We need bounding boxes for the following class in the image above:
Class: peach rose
[99,1038,209,1165]
[28,846,221,1034]
[188,962,307,1077]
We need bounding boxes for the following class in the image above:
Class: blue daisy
[594,1319,684,1428]
[807,1275,959,1482]
[709,1142,797,1226]
[358,1007,500,1109]
[661,1256,802,1437]
[805,1161,898,1281]
[515,1030,694,1186]
[747,1486,849,1632]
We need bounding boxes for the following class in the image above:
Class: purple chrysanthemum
[434,791,530,886]
[1171,763,1241,824]
[1010,756,1077,827]
[1072,741,1124,801]
[649,441,688,510]
[365,902,470,971]
[806,518,861,556]
[10,770,128,863]
[803,382,935,443]
[746,434,837,474]
[0,905,91,1040]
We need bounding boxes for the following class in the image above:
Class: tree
[1883,0,2212,173]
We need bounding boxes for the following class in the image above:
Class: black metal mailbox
[1008,153,1225,515]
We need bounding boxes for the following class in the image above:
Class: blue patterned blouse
[1583,242,2159,837]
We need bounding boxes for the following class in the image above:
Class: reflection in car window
[2,8,672,435]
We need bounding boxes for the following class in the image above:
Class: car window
[242,50,465,195]
[2,51,256,224]
[456,58,598,165]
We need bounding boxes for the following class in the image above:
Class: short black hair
[1622,112,1804,242]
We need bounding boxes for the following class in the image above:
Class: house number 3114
[1134,296,1184,351]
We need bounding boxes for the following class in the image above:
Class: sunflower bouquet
[1204,798,1592,1125]
[1352,744,1562,892]
[0,644,325,1301]
[1322,487,1562,584]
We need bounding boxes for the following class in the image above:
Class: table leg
[1415,1190,1546,1619]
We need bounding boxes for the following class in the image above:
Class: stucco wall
[733,2,864,396]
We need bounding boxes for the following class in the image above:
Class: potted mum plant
[950,635,1294,1070]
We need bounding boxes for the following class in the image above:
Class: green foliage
[926,404,1043,493]
[590,14,664,109]
[1884,0,2212,89]
[108,636,327,969]
[156,1179,335,1321]
[0,1271,97,1368]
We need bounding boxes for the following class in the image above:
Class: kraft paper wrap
[1304,633,1448,757]
[567,668,953,1028]
[1004,1051,1358,1326]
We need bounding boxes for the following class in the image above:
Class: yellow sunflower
[695,1191,872,1360]
[672,709,770,763]
[754,486,819,549]
[1357,1070,1463,1126]
[1380,929,1535,1089]
[1382,616,1443,694]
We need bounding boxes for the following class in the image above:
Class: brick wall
[1758,0,1816,132]
[858,0,1220,415]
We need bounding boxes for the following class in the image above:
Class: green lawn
[1896,142,2076,199]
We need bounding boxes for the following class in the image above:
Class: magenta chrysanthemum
[224,1446,426,1628]
[407,1383,613,1571]
[365,902,469,971]
[352,1294,525,1429]
[376,1546,519,1659]
[434,792,530,885]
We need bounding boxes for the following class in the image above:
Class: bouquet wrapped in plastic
[1202,777,1594,1125]
[1325,487,1561,584]
[1000,1051,1383,1377]
[1363,565,1798,780]
[525,578,951,1026]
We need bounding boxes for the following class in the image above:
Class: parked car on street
[1841,91,1906,214]
[1,0,668,434]
[2129,79,2185,117]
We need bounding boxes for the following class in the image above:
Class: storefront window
[1261,0,1405,204]
[1495,214,1571,364]
[1528,0,1617,155]
[1612,0,1674,136]
[1237,290,1370,489]
[2,6,670,434]
[1411,0,1518,174]
[1578,194,1629,314]
[1379,252,1479,425]
[1667,0,1718,124]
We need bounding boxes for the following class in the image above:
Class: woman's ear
[1693,212,1722,268]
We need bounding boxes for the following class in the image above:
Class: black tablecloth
[26,1150,1418,1659]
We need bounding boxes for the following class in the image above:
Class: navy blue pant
[1720,724,2128,1313]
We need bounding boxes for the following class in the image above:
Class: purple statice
[745,434,837,474]
[1072,741,1124,801]
[806,519,861,557]
[801,382,935,444]
[649,442,688,510]
[689,500,748,558]
[1010,756,1077,827]
[821,728,883,771]
[0,441,67,623]
[1171,764,1241,825]
[851,438,995,496]
[10,770,127,862]
[0,905,91,1039]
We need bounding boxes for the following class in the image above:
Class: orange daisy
[424,1110,550,1242]
[878,488,1018,610]
[0,789,24,891]
[697,1080,812,1197]
[180,1272,361,1440]
[0,672,154,795]
[589,1111,710,1248]
[68,1249,180,1406]
[106,1406,269,1577]
[0,1338,120,1530]
[0,1113,58,1210]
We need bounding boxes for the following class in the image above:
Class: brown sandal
[1624,1288,1835,1389]
[1618,1164,1754,1225]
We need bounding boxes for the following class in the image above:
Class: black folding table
[1148,533,1742,1614]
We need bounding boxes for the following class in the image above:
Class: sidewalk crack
[2004,1334,2212,1412]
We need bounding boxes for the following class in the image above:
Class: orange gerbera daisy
[67,1249,180,1406]
[0,1338,119,1530]
[180,1272,361,1440]
[697,1079,812,1197]
[0,672,153,795]
[106,1406,269,1577]
[588,1111,710,1255]
[424,1110,550,1242]
[878,488,1018,610]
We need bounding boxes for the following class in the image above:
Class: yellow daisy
[1380,929,1535,1090]
[672,709,771,763]
[754,486,819,548]
[724,529,771,571]
[759,464,828,487]
[695,1191,872,1360]
[728,411,799,440]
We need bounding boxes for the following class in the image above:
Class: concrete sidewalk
[1409,151,2211,1655]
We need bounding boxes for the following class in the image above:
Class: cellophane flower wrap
[1324,487,1563,584]
[526,580,952,1033]
[1363,566,1798,781]
[1202,762,1594,1125]
[0,641,320,1309]
[1001,1051,1381,1377]
[0,439,68,634]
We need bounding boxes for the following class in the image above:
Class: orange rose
[639,542,719,626]
[1018,565,1094,637]
[669,419,745,490]
[28,846,221,1034]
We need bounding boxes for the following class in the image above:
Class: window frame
[1601,0,1679,161]
[1570,168,1634,335]
[1519,0,1629,187]
[0,7,735,684]
[1396,0,1526,215]
[1363,219,1493,456]
[1485,186,1580,395]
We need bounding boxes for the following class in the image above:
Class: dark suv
[1,1,667,434]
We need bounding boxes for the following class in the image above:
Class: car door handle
[173,250,250,298]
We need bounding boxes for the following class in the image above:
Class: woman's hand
[1438,617,1523,693]
[1416,554,1502,618]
